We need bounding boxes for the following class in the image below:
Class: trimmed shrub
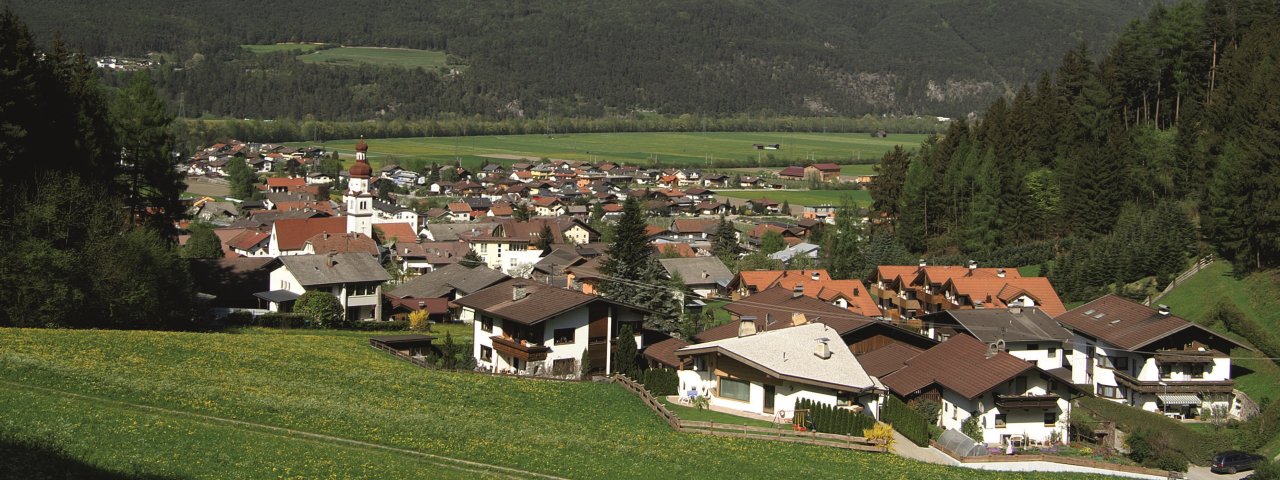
[882,396,931,447]
[1126,428,1189,472]
[794,398,875,436]
[255,313,307,328]
[640,368,678,396]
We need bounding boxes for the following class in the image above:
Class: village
[181,137,1252,479]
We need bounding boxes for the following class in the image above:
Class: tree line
[9,0,1157,119]
[0,11,192,329]
[865,0,1280,301]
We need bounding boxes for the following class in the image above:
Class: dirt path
[2,380,567,480]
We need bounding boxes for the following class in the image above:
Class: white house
[675,322,885,419]
[258,252,391,321]
[879,334,1081,447]
[455,279,651,377]
[1059,295,1248,420]
[920,307,1074,371]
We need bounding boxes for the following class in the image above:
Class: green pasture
[297,47,449,69]
[0,328,1107,479]
[303,132,926,170]
[241,43,322,54]
[716,189,871,207]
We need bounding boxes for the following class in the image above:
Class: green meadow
[241,43,322,54]
[0,328,1109,479]
[297,47,450,69]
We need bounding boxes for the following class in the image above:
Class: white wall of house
[677,362,880,420]
[1006,341,1067,370]
[936,374,1072,446]
[470,304,624,376]
[564,224,593,244]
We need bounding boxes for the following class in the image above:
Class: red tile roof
[880,334,1034,399]
[374,223,418,243]
[778,166,806,178]
[654,243,695,258]
[699,285,871,342]
[273,217,347,251]
[229,230,270,250]
[304,232,378,256]
[266,177,307,188]
[810,163,841,172]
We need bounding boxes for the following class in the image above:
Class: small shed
[370,334,437,357]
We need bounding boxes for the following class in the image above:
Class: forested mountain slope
[6,0,1161,119]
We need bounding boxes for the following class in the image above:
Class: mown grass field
[297,47,450,69]
[308,132,927,170]
[716,189,871,207]
[1159,262,1280,406]
[0,328,1109,479]
[241,43,322,54]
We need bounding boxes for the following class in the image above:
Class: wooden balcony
[490,335,551,362]
[995,394,1061,409]
[1153,349,1217,365]
[1113,370,1233,394]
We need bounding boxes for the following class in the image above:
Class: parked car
[1211,451,1266,474]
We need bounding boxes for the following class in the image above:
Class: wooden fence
[613,374,885,453]
[1146,255,1215,306]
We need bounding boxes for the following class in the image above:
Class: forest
[865,0,1280,302]
[6,0,1161,119]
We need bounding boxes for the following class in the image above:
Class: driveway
[1186,466,1251,480]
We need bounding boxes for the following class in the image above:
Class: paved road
[1186,465,1250,480]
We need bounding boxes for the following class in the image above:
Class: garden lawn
[298,132,927,171]
[0,328,1111,479]
[716,189,870,207]
[659,399,777,428]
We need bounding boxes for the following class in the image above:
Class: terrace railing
[612,374,885,453]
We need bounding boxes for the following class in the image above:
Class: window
[1013,376,1028,393]
[1191,364,1205,379]
[1096,385,1120,399]
[1114,356,1129,370]
[480,316,493,333]
[1048,347,1058,358]
[480,346,492,362]
[692,356,708,372]
[553,328,575,345]
[552,358,576,376]
[350,284,376,296]
[719,377,751,402]
[1044,412,1059,427]
[994,414,1007,428]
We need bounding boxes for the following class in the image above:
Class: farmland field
[241,43,322,54]
[717,189,871,207]
[304,132,927,171]
[0,328,1107,479]
[297,47,450,69]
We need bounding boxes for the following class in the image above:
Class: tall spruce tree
[871,145,911,219]
[113,71,185,236]
[824,196,867,280]
[710,215,741,267]
[600,196,678,333]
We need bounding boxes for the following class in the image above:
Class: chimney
[918,259,927,269]
[1157,304,1170,316]
[738,316,758,337]
[792,312,808,325]
[512,284,529,301]
[792,283,804,298]
[967,260,978,272]
[325,250,337,267]
[814,338,832,360]
[1009,298,1022,315]
[810,271,820,281]
[997,268,1006,278]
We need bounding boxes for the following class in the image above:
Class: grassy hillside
[0,328,1109,479]
[241,43,321,54]
[1159,262,1280,404]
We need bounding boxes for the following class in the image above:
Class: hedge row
[223,311,409,331]
[639,368,678,396]
[881,396,931,447]
[794,398,875,436]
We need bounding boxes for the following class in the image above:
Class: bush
[255,313,307,328]
[863,422,896,452]
[342,320,410,331]
[407,311,430,331]
[1126,428,1189,472]
[294,291,345,328]
[794,398,875,436]
[961,415,983,441]
[1213,300,1280,364]
[1078,396,1222,465]
[882,396,931,447]
[639,368,678,396]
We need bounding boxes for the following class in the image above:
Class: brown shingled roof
[643,337,690,368]
[698,286,871,342]
[855,343,923,378]
[454,278,602,325]
[880,334,1034,399]
[1057,294,1249,351]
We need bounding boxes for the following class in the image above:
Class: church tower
[345,136,374,237]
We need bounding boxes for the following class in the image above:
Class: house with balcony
[1058,295,1250,420]
[879,334,1082,447]
[676,322,885,419]
[258,252,391,321]
[457,279,652,377]
[866,262,1066,329]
